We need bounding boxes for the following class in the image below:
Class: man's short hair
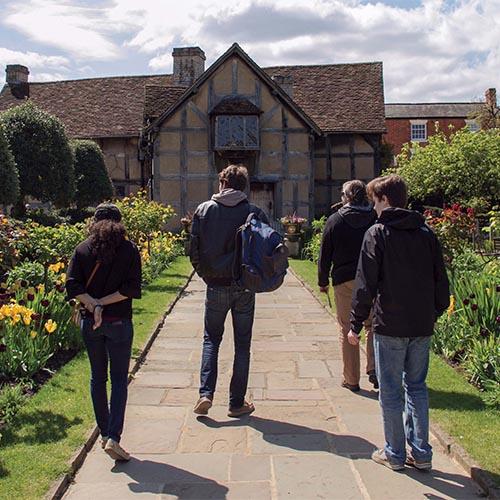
[367,175,408,208]
[342,180,368,206]
[219,164,249,192]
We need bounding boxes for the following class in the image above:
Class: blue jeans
[374,334,432,465]
[200,284,255,408]
[82,318,133,442]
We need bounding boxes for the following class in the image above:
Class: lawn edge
[289,264,497,498]
[46,267,195,500]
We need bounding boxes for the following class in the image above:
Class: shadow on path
[111,458,229,499]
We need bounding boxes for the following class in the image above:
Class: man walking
[318,180,377,392]
[348,175,449,471]
[190,165,268,417]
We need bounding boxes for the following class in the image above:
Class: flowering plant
[280,213,307,225]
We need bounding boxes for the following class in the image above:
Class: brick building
[384,88,497,160]
[0,43,386,224]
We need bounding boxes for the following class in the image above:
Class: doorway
[250,182,275,224]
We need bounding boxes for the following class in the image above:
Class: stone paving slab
[65,273,481,500]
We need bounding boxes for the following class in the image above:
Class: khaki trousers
[333,280,375,385]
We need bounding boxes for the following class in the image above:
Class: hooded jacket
[350,208,450,338]
[318,204,377,287]
[189,189,268,286]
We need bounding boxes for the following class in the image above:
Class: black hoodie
[318,204,377,286]
[350,207,450,338]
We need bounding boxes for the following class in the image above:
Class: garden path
[64,273,481,499]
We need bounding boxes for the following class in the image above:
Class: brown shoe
[228,400,255,418]
[341,381,360,392]
[100,437,108,449]
[193,396,213,415]
[104,439,130,461]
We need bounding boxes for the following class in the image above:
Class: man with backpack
[189,165,269,417]
[348,175,449,472]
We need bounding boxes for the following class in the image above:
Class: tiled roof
[143,85,187,122]
[0,61,386,138]
[385,103,481,119]
[0,74,177,138]
[264,62,385,133]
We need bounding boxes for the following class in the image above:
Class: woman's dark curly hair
[88,219,126,264]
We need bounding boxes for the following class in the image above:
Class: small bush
[6,262,46,288]
[0,124,19,206]
[302,216,327,263]
[0,384,25,424]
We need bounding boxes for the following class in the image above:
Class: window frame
[410,120,427,142]
[214,114,260,151]
[465,119,480,133]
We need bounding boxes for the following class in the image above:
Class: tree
[469,102,500,130]
[389,128,500,210]
[0,101,74,212]
[0,123,19,207]
[71,140,113,209]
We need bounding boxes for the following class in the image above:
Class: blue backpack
[233,213,289,293]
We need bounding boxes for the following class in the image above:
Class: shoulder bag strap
[85,261,100,291]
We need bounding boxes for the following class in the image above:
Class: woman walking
[318,181,377,392]
[66,203,141,461]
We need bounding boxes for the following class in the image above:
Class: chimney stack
[272,75,294,98]
[6,64,30,99]
[485,88,497,108]
[172,47,205,86]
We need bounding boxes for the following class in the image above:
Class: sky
[0,0,498,102]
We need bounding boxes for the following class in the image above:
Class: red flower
[31,313,41,321]
[18,299,26,306]
[463,299,470,306]
[471,304,478,311]
[20,279,28,288]
[496,285,500,293]
[496,315,500,323]
[469,294,476,299]
[0,343,7,352]
[56,284,65,293]
[41,299,50,307]
[27,293,35,301]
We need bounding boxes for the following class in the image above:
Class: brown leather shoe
[228,400,255,418]
[193,396,213,415]
[341,381,360,392]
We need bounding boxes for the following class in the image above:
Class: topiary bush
[0,123,19,207]
[71,140,113,209]
[0,102,75,213]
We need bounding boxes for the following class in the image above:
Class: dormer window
[214,115,259,150]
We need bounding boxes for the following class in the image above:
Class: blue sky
[0,0,498,102]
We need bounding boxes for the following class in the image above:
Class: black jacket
[318,205,377,286]
[189,195,268,286]
[350,208,449,338]
[66,238,142,319]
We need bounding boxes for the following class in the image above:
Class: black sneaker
[368,371,379,389]
[341,381,360,392]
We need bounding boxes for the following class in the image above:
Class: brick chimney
[485,88,497,108]
[172,47,205,86]
[6,64,30,99]
[271,74,294,98]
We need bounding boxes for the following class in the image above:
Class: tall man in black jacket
[190,165,268,418]
[348,175,449,472]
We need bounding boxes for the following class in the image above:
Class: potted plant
[280,213,307,235]
[180,212,193,235]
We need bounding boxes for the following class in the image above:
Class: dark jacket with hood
[189,188,268,286]
[350,208,450,338]
[318,204,377,287]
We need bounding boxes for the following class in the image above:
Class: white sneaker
[104,438,131,461]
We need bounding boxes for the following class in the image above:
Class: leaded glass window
[215,115,259,149]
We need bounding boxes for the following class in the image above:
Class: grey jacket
[189,189,268,286]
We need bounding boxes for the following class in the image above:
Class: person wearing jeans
[66,203,141,461]
[348,175,449,472]
[190,165,267,417]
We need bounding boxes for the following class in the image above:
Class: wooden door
[250,182,275,225]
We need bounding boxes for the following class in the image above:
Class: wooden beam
[180,108,188,216]
[232,59,238,94]
[308,133,316,222]
[187,102,208,126]
[281,108,289,178]
[349,135,355,179]
[160,126,206,133]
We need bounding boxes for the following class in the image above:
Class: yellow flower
[447,295,455,319]
[30,330,37,338]
[44,319,57,334]
[22,314,32,326]
[37,284,45,293]
[60,273,66,281]
[27,286,36,295]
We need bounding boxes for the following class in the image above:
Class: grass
[290,258,500,486]
[0,256,192,500]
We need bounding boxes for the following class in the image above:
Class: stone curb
[46,269,195,500]
[289,266,496,498]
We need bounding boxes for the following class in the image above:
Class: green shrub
[0,123,19,206]
[6,262,46,288]
[0,384,25,424]
[302,216,327,263]
[390,128,500,209]
[0,101,75,212]
[71,140,113,209]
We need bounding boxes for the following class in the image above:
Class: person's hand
[93,305,103,330]
[347,330,360,345]
[85,297,99,313]
[319,286,329,293]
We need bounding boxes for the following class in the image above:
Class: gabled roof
[0,74,177,138]
[385,103,481,119]
[148,43,322,135]
[143,85,187,122]
[264,62,385,134]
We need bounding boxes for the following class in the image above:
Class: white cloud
[1,0,499,101]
